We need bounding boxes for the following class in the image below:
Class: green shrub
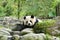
[33,19,56,33]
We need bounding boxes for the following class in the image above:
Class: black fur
[34,19,38,26]
[24,16,26,19]
[36,19,38,23]
[31,15,34,18]
[12,24,25,31]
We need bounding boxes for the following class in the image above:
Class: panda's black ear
[24,16,26,19]
[31,15,34,18]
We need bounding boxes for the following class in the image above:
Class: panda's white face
[23,15,37,26]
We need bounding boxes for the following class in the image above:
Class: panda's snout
[28,23,30,25]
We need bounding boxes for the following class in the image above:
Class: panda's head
[23,15,38,26]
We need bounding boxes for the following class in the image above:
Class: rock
[45,34,60,40]
[10,31,20,35]
[2,16,20,30]
[21,33,46,40]
[0,35,12,40]
[20,28,34,35]
[0,28,12,36]
[20,33,60,40]
[13,35,20,40]
[51,36,60,40]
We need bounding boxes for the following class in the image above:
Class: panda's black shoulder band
[36,19,38,23]
[34,19,38,25]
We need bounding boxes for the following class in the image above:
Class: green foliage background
[0,0,60,18]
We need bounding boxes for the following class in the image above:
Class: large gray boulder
[20,33,60,40]
[0,35,12,40]
[2,16,20,30]
[20,28,34,35]
[21,33,46,40]
[0,28,12,36]
[0,28,13,40]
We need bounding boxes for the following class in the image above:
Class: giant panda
[20,15,42,31]
[14,15,42,31]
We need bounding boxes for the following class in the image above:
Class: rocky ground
[0,16,60,40]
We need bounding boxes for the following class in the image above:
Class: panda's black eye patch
[30,20,32,23]
[24,16,26,19]
[26,21,28,23]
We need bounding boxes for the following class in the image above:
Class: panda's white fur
[23,15,42,26]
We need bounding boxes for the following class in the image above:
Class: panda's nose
[28,23,30,25]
